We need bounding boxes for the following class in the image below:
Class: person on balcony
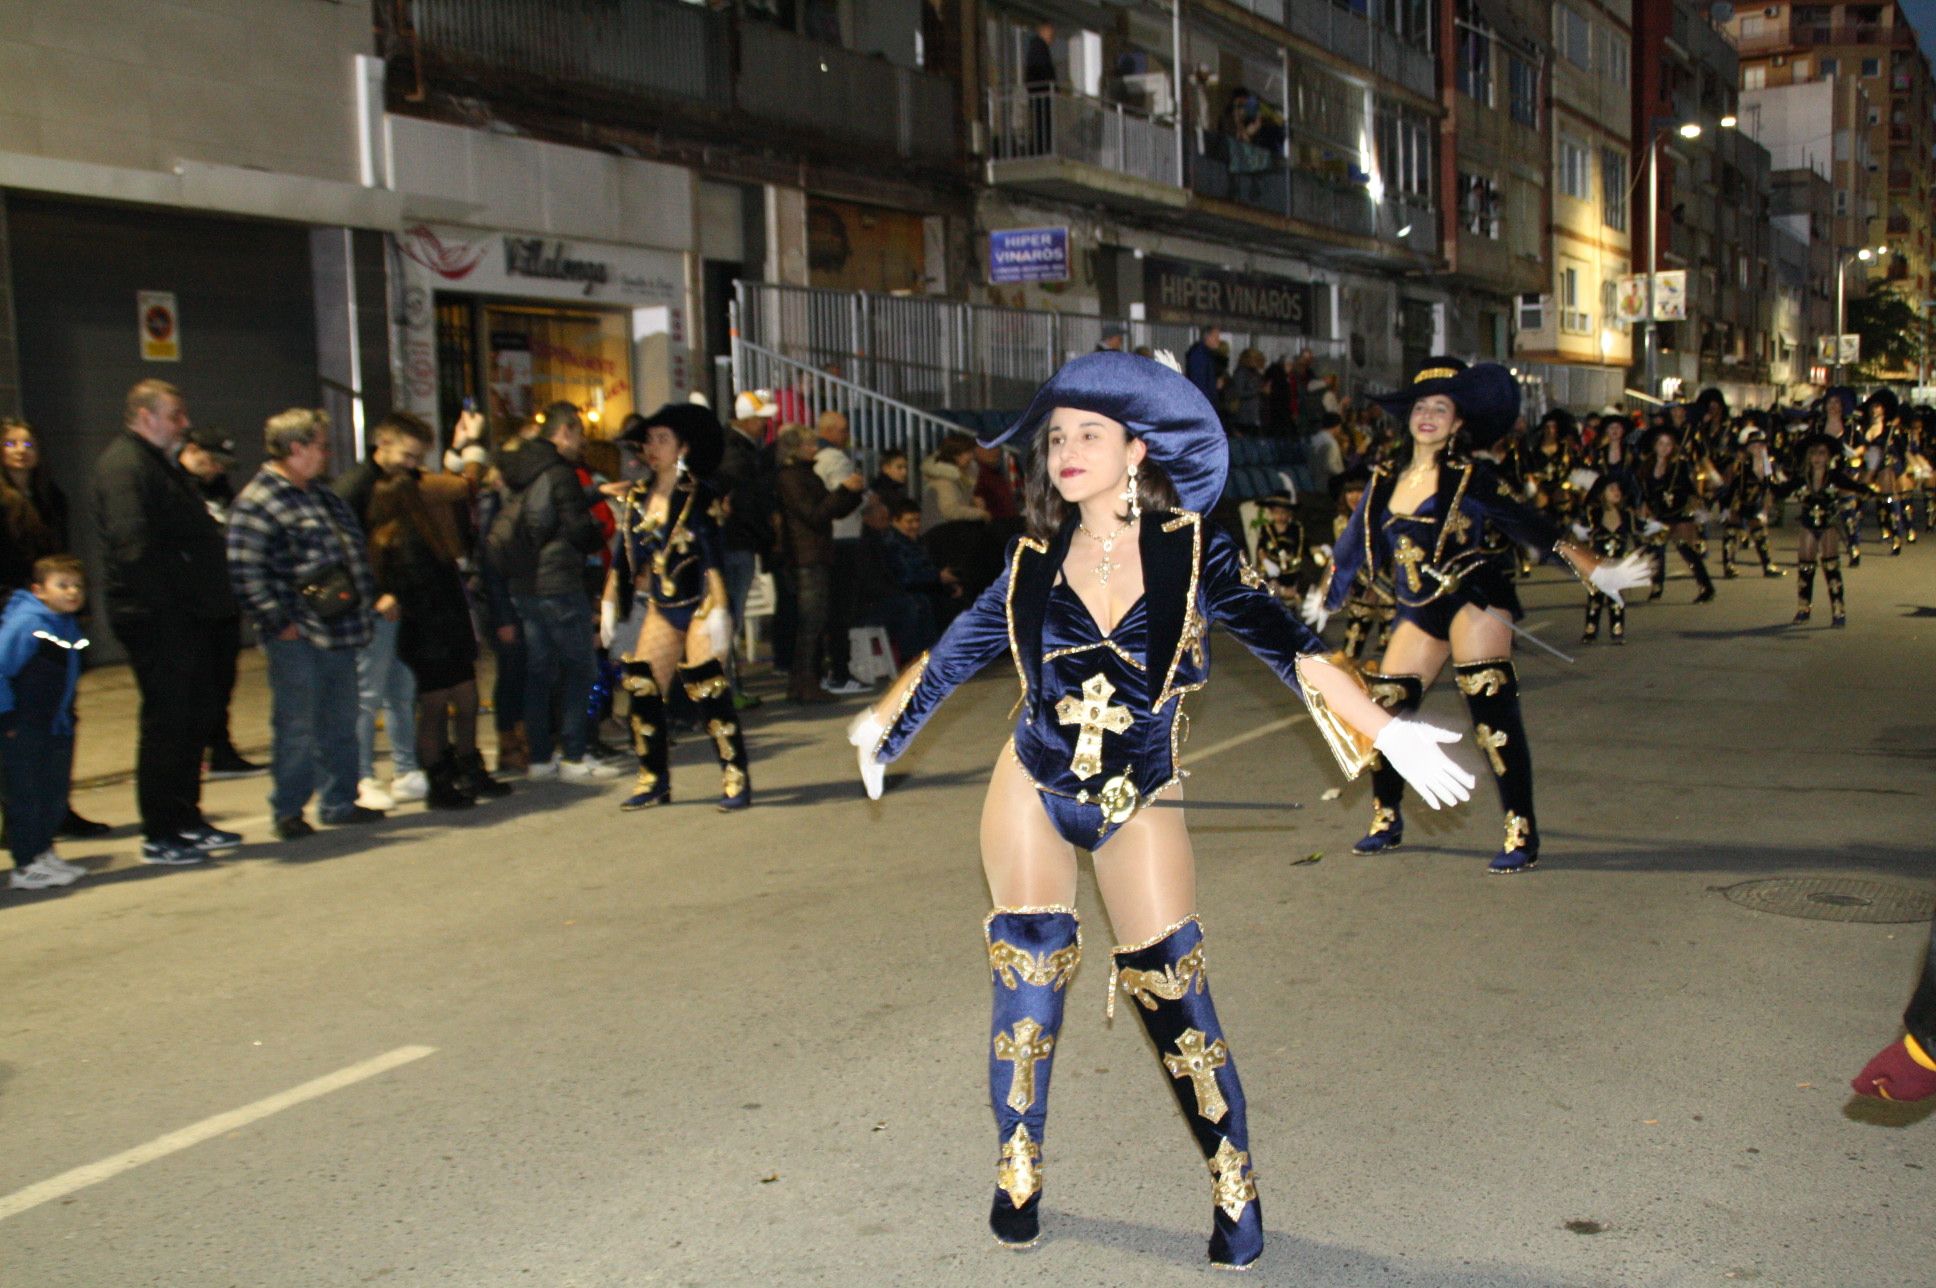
[1023,21,1057,155]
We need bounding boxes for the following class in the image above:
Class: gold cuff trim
[873,651,930,761]
[1458,655,1512,666]
[1105,913,1202,1020]
[1294,653,1376,781]
[1455,666,1511,697]
[1906,1033,1936,1072]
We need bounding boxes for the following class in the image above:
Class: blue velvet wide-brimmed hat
[1369,356,1521,449]
[985,350,1229,514]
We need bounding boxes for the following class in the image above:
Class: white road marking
[0,1045,436,1222]
[1183,713,1308,764]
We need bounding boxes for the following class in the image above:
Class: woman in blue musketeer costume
[843,351,1476,1269]
[1312,359,1653,875]
[599,405,747,811]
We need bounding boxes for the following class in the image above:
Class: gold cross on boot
[1056,673,1133,780]
[1474,723,1509,776]
[993,1018,1057,1112]
[1163,1028,1230,1122]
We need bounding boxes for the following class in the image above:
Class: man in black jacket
[493,403,619,779]
[89,380,243,863]
[714,405,777,705]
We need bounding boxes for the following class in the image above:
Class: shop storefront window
[435,297,635,441]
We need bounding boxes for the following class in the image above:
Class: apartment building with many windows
[1513,0,1635,409]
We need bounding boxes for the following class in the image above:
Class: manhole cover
[1721,878,1935,924]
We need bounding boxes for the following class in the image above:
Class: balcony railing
[1187,134,1438,254]
[392,0,953,164]
[401,0,729,106]
[986,89,1181,188]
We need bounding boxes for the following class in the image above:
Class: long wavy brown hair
[367,473,464,569]
[1020,417,1180,543]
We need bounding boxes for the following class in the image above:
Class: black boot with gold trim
[1110,916,1262,1269]
[1823,555,1847,628]
[680,657,751,810]
[1352,673,1422,855]
[985,906,1080,1248]
[1454,660,1539,874]
[619,662,671,810]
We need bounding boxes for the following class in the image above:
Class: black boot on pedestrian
[1455,660,1540,874]
[1110,917,1263,1269]
[1352,673,1421,854]
[455,748,513,799]
[683,657,751,811]
[58,809,111,839]
[425,754,476,810]
[620,662,671,809]
[985,907,1080,1248]
[1679,544,1716,603]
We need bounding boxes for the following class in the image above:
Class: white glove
[1588,551,1656,606]
[1300,587,1331,632]
[1640,519,1666,537]
[1372,717,1475,810]
[1692,507,1712,526]
[599,599,618,650]
[845,709,886,801]
[1570,522,1590,541]
[704,607,734,660]
[1311,543,1333,566]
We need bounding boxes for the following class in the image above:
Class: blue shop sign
[989,227,1070,283]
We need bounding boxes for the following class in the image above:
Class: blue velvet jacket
[875,509,1327,817]
[1322,457,1564,615]
[614,476,725,625]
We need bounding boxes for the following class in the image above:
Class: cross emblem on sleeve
[1163,1028,1230,1122]
[993,1017,1056,1112]
[1474,723,1509,776]
[1056,673,1133,780]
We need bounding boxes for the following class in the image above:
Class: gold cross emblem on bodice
[1056,673,1133,780]
[1163,1028,1230,1122]
[1393,535,1427,593]
[993,1017,1056,1112]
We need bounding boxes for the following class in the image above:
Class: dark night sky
[1901,0,1936,55]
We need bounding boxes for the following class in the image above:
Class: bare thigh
[1796,529,1820,562]
[630,607,684,692]
[1816,527,1841,559]
[1378,619,1450,685]
[981,741,1079,909]
[1091,786,1199,947]
[1448,602,1513,663]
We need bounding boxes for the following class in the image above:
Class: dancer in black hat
[1775,401,1879,628]
[600,405,748,811]
[845,350,1475,1269]
[1314,358,1653,874]
[1636,420,1718,602]
[1717,417,1786,579]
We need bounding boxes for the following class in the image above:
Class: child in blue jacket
[2,554,91,890]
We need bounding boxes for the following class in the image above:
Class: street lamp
[1642,119,1727,396]
[1833,243,1892,384]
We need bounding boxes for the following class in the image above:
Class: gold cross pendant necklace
[1078,516,1133,585]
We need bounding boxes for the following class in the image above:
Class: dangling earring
[1121,461,1142,523]
[676,451,690,479]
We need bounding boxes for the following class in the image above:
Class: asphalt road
[3,541,1933,1287]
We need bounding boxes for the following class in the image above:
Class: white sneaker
[822,676,871,695]
[35,849,86,879]
[525,758,562,780]
[559,756,622,781]
[389,770,429,803]
[9,858,78,890]
[356,778,395,810]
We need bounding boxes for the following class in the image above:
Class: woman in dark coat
[368,472,509,808]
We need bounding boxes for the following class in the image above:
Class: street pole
[1644,135,1657,397]
[1834,255,1846,386]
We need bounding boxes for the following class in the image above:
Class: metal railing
[735,280,1347,413]
[730,333,966,472]
[986,88,1181,187]
[400,0,729,107]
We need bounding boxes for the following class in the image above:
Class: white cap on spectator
[688,391,711,408]
[733,389,778,420]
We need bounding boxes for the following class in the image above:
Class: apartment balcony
[1188,133,1437,258]
[985,89,1186,211]
[1731,22,1910,55]
[1220,0,1436,99]
[391,0,955,166]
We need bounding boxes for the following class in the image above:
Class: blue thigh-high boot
[1110,916,1262,1269]
[986,906,1081,1248]
[1352,673,1423,854]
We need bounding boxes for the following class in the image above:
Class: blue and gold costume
[1580,485,1637,643]
[1775,432,1877,627]
[1636,437,1716,601]
[612,474,726,630]
[610,405,748,811]
[876,508,1327,849]
[1320,455,1567,642]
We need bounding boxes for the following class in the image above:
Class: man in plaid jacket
[227,408,382,841]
